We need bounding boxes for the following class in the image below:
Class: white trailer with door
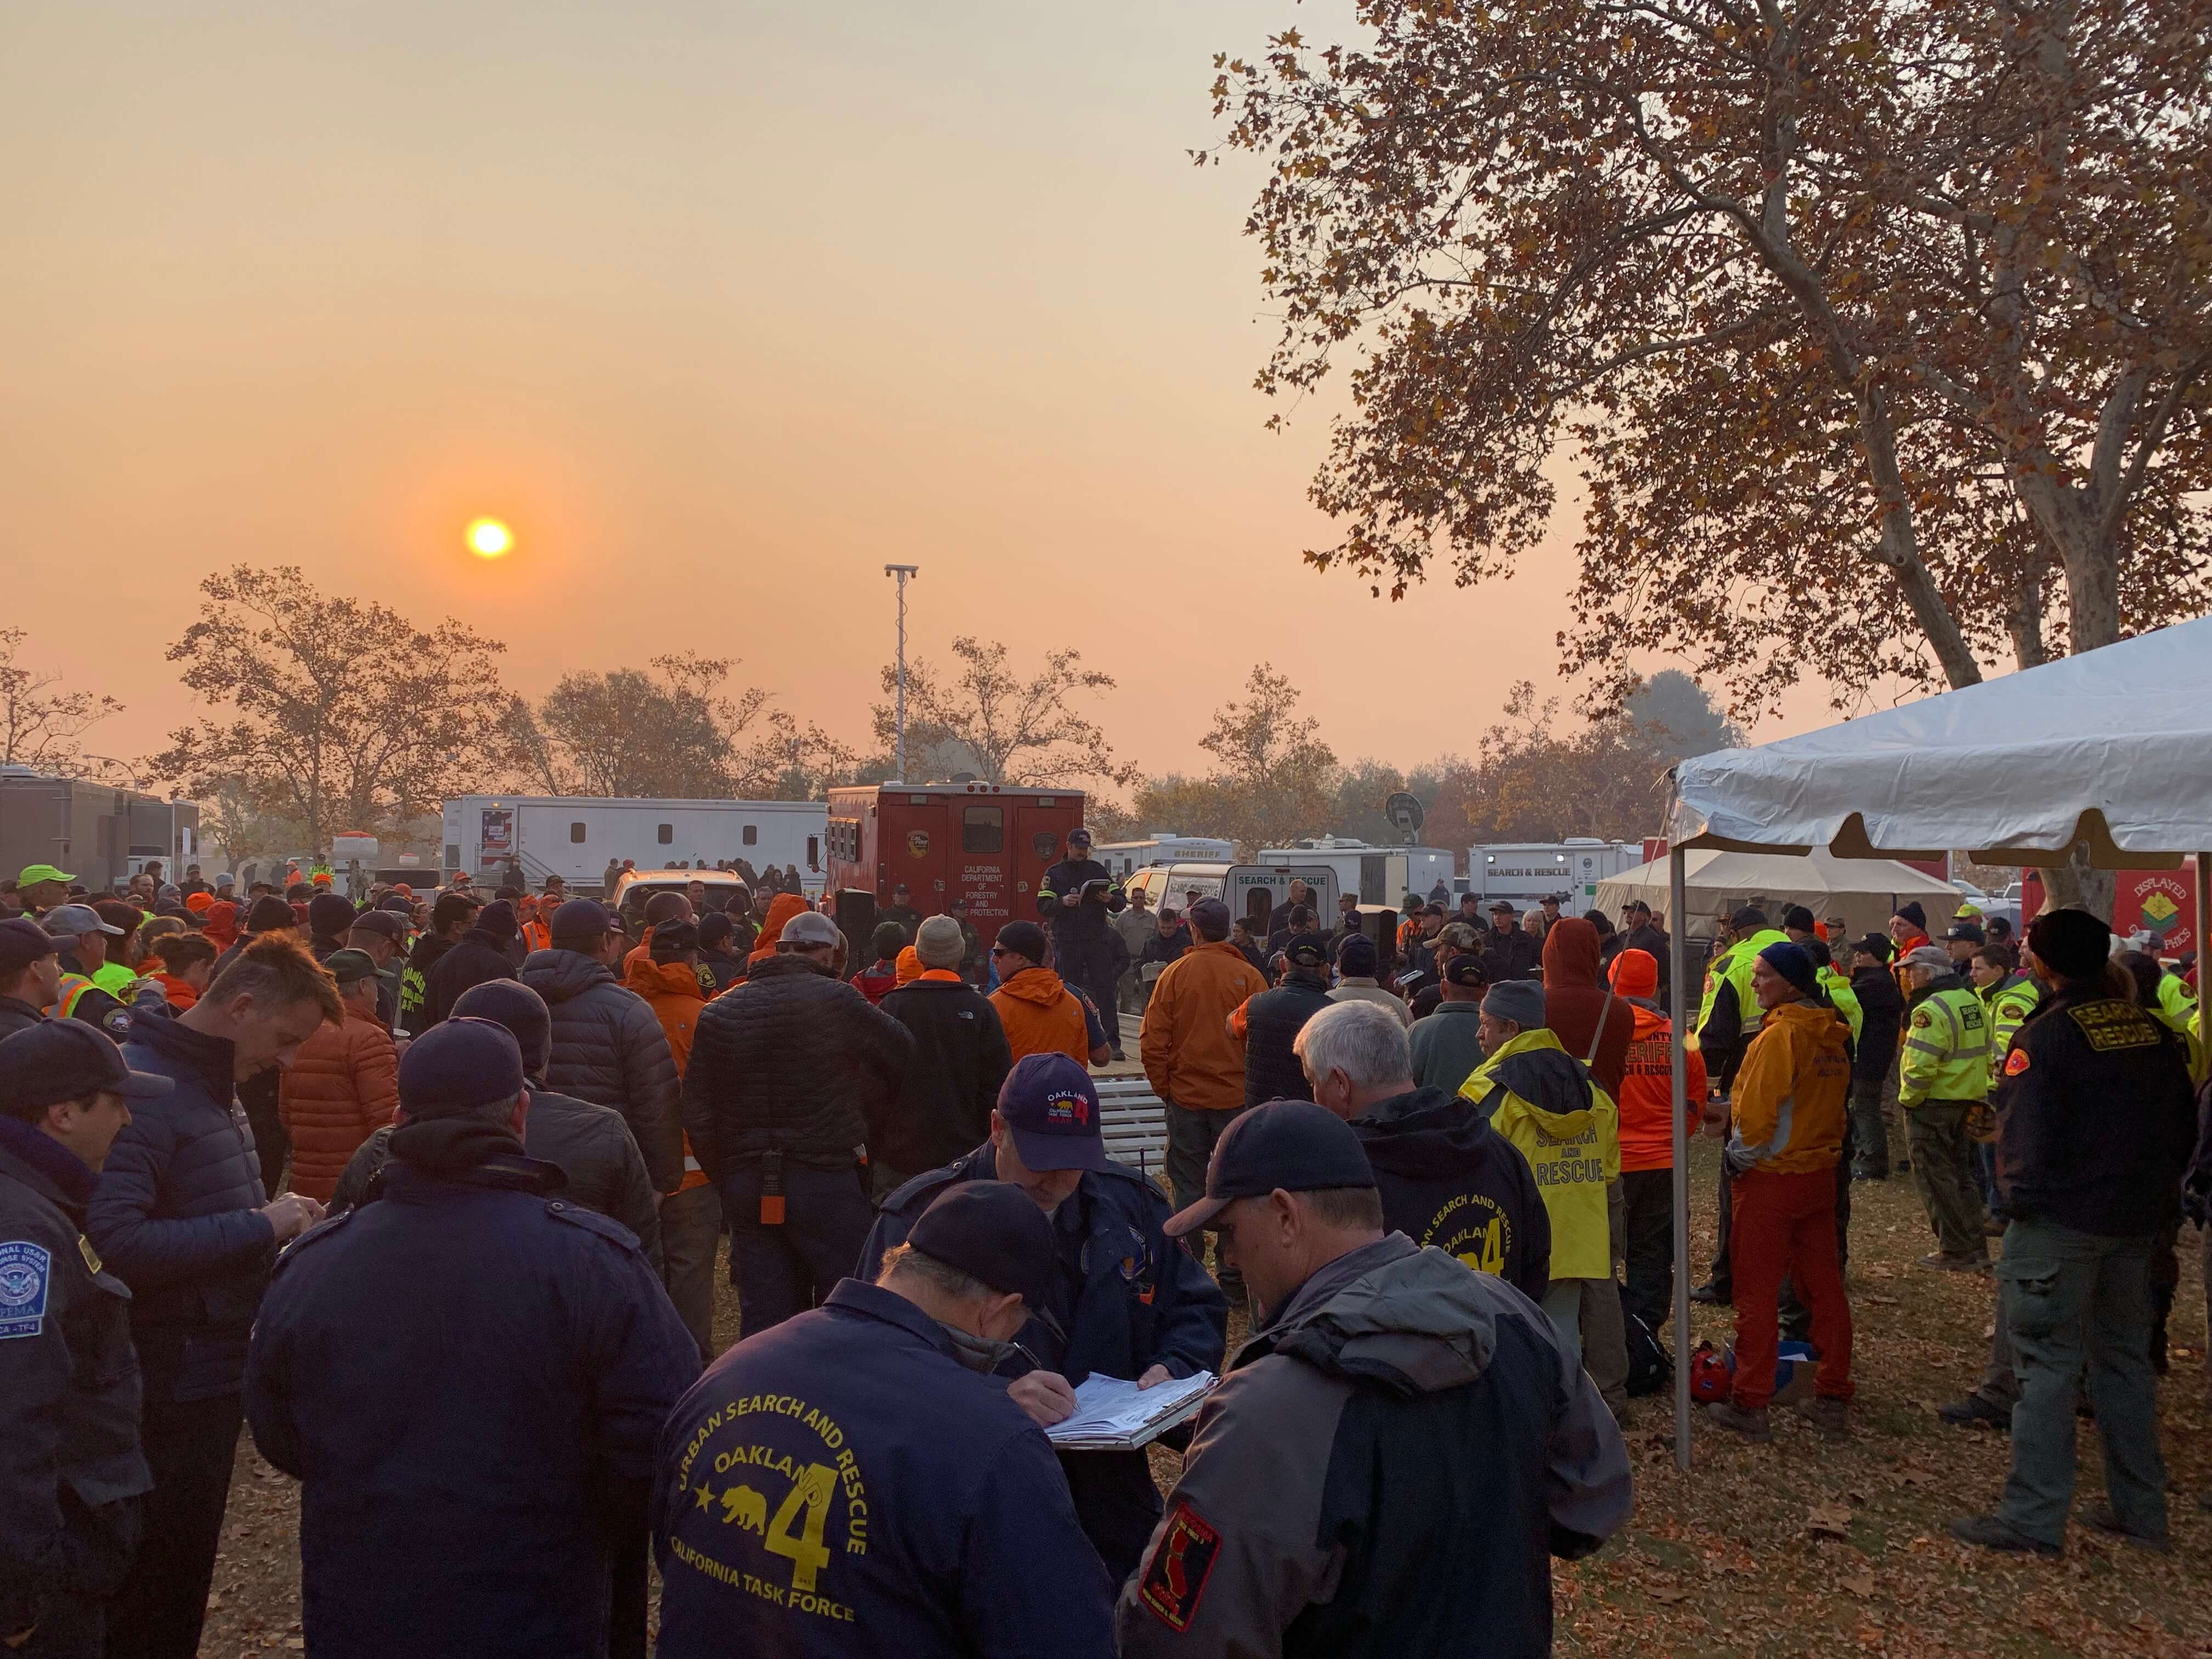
[1122,862,1341,935]
[1259,839,1458,905]
[1467,839,1643,910]
[1092,836,1237,879]
[441,795,829,891]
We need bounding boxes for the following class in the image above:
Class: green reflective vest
[1819,967,1863,1049]
[1899,983,1991,1105]
[1697,928,1789,1039]
[1984,972,2041,1058]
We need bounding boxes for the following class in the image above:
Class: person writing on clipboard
[860,1053,1228,1582]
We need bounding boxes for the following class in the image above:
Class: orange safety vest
[51,973,104,1022]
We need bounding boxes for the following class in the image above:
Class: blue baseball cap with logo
[995,1052,1110,1174]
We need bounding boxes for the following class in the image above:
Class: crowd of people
[0,837,2202,1656]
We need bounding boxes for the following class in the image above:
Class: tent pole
[2197,854,2210,1003]
[1669,847,1692,1470]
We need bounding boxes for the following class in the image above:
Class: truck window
[657,824,673,845]
[570,822,586,843]
[962,806,1004,854]
[742,825,758,845]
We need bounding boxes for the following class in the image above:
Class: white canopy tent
[1650,618,2212,1469]
[1594,848,1960,944]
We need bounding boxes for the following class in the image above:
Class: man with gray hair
[1297,999,1549,1302]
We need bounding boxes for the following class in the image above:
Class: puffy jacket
[874,975,1014,1177]
[1726,997,1852,1176]
[1140,941,1269,1113]
[990,966,1092,1064]
[1539,918,1630,1097]
[278,1005,399,1204]
[682,953,912,1177]
[625,956,712,1194]
[245,1125,699,1659]
[862,1143,1228,1579]
[422,928,521,1029]
[1607,948,1705,1172]
[1116,1237,1630,1659]
[517,949,685,1192]
[1238,971,1333,1107]
[89,1011,275,1401]
[1459,1030,1620,1281]
[1351,1085,1550,1301]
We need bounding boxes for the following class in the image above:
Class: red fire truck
[824,782,1090,938]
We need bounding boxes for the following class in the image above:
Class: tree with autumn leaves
[1204,0,2211,720]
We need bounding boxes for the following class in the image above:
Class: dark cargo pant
[1905,1099,1987,1262]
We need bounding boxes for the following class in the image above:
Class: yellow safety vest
[1984,973,2041,1058]
[1819,967,1863,1049]
[1899,984,1991,1105]
[1697,928,1788,1041]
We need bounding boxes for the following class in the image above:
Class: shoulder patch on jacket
[2004,1048,2031,1076]
[546,1200,642,1252]
[270,1209,356,1276]
[0,1240,52,1338]
[1138,1500,1223,1633]
[2066,999,2161,1052]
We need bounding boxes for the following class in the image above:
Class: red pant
[1730,1165,1853,1409]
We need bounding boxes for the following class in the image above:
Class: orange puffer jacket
[278,1004,400,1203]
[624,956,710,1192]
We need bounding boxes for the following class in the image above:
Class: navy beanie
[397,1017,526,1120]
[1758,940,1821,998]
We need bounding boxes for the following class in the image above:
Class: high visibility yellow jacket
[1696,927,1789,1060]
[2151,974,2205,1085]
[1818,967,1863,1049]
[1983,972,2041,1058]
[1898,978,1991,1106]
[1459,1028,1620,1281]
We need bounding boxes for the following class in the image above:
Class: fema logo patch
[0,1240,52,1340]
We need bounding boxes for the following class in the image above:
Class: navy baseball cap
[1163,1099,1376,1237]
[1067,827,1092,846]
[1282,933,1327,969]
[397,1017,526,1120]
[0,1020,173,1113]
[0,917,59,974]
[996,1053,1110,1174]
[906,1181,1057,1306]
[549,898,615,939]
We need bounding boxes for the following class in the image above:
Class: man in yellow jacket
[1459,978,1620,1378]
[1707,940,1854,1444]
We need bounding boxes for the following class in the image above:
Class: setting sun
[465,517,513,558]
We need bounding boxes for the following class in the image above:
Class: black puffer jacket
[516,949,684,1192]
[330,1087,662,1262]
[1242,972,1334,1107]
[90,1011,275,1401]
[683,954,913,1175]
[874,978,1013,1177]
[422,928,521,1028]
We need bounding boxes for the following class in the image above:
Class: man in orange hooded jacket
[989,922,1110,1067]
[624,919,720,1362]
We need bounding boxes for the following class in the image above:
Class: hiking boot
[1109,1046,1127,1062]
[1938,1395,2012,1431]
[1799,1396,1850,1440]
[1703,1401,1773,1442]
[2080,1503,2171,1553]
[1916,1251,1988,1273]
[1689,1281,1730,1306]
[1949,1515,2061,1557]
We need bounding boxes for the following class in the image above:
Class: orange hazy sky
[5,1,1834,791]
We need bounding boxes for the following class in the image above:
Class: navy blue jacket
[652,1278,1114,1659]
[245,1133,699,1659]
[861,1145,1228,1579]
[88,1011,274,1401]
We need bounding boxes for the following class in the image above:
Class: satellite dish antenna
[1383,792,1426,847]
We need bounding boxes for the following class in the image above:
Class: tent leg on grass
[1670,847,1691,1470]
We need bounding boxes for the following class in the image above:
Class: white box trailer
[441,795,830,891]
[1122,862,1342,934]
[1092,836,1237,879]
[1468,839,1643,910]
[1259,840,1459,906]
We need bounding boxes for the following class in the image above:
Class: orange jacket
[748,894,810,964]
[279,1004,400,1203]
[1729,998,1852,1175]
[991,967,1091,1064]
[625,956,710,1191]
[1141,940,1269,1112]
[150,972,200,1012]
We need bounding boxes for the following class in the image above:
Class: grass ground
[201,1136,2210,1656]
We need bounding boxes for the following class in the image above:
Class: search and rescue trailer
[1258,839,1458,905]
[439,795,828,891]
[1121,862,1343,937]
[824,782,1088,938]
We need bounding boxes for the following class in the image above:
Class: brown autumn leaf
[1843,1574,1878,1598]
[1808,1503,1855,1541]
[1650,1586,1691,1605]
